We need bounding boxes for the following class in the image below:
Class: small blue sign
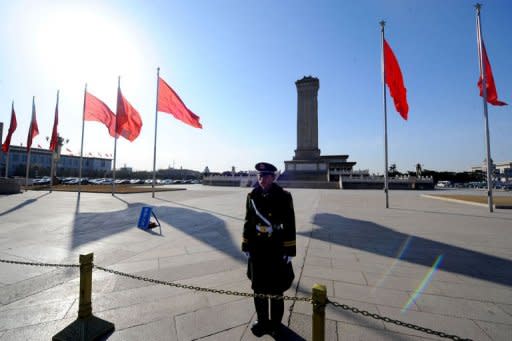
[137,206,153,229]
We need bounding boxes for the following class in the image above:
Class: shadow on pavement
[301,213,512,287]
[155,196,245,222]
[276,326,307,341]
[71,199,246,263]
[0,192,50,216]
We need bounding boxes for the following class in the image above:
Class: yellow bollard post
[312,283,327,341]
[53,253,115,341]
[78,253,93,318]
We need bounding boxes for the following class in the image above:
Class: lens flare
[371,236,413,293]
[401,254,444,313]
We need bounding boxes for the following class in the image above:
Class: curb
[421,194,489,208]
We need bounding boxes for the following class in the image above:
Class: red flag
[49,92,59,151]
[26,97,39,152]
[478,41,507,106]
[84,91,117,137]
[384,39,409,120]
[116,89,142,142]
[1,103,17,153]
[158,76,202,128]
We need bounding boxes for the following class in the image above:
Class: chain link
[327,299,472,341]
[0,258,79,268]
[94,265,312,302]
[0,258,474,340]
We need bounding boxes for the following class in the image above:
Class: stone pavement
[0,186,511,340]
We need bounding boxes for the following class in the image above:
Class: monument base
[278,159,331,188]
[284,160,327,179]
[278,155,357,189]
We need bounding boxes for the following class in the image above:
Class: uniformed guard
[242,162,296,337]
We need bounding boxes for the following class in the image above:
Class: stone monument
[294,77,321,160]
[279,76,356,189]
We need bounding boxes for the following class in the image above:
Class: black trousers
[254,292,284,325]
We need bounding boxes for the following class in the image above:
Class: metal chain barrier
[94,265,312,302]
[0,258,79,268]
[0,258,473,340]
[327,299,473,341]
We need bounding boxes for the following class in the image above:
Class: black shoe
[251,320,269,337]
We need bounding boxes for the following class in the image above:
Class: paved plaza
[0,186,511,340]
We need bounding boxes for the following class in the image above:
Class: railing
[1,255,472,341]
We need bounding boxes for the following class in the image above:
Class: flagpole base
[52,315,115,341]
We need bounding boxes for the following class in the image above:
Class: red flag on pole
[116,89,142,142]
[1,103,17,153]
[26,97,39,152]
[478,41,507,106]
[157,76,202,128]
[49,91,59,151]
[384,39,409,120]
[84,91,117,137]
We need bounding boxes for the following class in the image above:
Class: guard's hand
[283,255,293,263]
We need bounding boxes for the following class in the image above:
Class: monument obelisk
[293,76,321,160]
[280,76,356,188]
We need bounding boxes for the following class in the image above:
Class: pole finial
[475,3,482,12]
[380,20,386,27]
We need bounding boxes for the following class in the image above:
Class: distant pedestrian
[242,162,296,337]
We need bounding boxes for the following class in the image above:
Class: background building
[1,145,112,178]
[471,160,512,178]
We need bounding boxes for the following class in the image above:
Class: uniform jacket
[242,182,296,258]
[242,182,296,293]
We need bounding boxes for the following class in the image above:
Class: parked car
[33,177,51,185]
[61,177,78,185]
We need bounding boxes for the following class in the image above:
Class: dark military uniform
[242,180,296,331]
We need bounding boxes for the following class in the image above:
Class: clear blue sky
[0,0,510,174]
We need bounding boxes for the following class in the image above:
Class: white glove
[283,255,293,263]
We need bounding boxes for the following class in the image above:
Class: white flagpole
[50,90,59,193]
[380,20,390,209]
[112,76,120,196]
[79,84,87,197]
[25,96,35,189]
[475,3,493,213]
[152,67,160,198]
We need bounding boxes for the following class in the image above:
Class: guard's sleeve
[242,193,253,252]
[282,191,296,257]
